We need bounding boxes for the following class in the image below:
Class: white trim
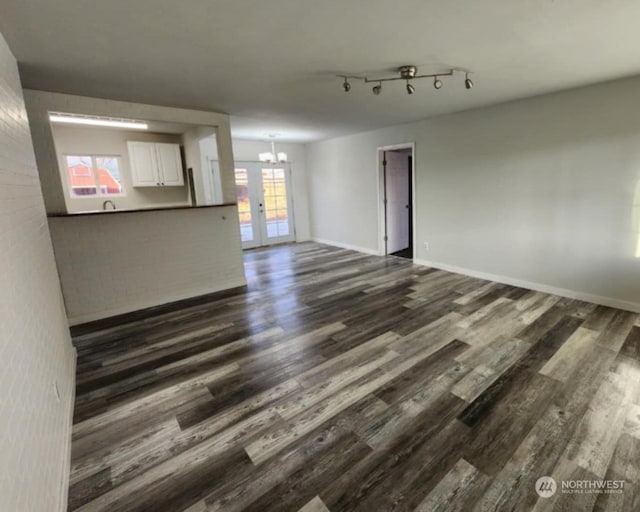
[311,237,379,256]
[414,257,640,314]
[58,347,76,511]
[376,142,416,258]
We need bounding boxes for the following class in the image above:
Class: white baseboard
[311,237,380,256]
[413,258,640,314]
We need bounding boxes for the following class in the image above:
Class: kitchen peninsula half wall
[49,205,245,325]
[24,91,246,325]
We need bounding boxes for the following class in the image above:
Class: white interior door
[205,158,224,204]
[234,162,295,249]
[385,150,410,254]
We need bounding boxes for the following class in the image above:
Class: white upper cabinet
[128,141,159,187]
[154,143,184,186]
[127,141,184,187]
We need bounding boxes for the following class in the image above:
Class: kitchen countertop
[47,203,237,218]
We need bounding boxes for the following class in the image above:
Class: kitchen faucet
[103,200,116,210]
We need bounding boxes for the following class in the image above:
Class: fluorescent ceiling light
[49,113,148,130]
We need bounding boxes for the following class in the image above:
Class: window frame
[63,153,126,199]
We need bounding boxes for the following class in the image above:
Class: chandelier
[258,135,287,163]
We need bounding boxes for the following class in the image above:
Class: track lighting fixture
[336,66,474,96]
[465,72,474,89]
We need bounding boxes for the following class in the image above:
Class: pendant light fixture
[258,134,287,163]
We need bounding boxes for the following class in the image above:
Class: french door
[235,162,295,249]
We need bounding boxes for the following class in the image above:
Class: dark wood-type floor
[68,243,640,512]
[389,247,413,259]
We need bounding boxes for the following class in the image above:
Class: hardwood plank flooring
[68,242,640,511]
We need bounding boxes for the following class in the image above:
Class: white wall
[51,125,190,212]
[306,75,640,312]
[49,206,246,325]
[201,138,311,241]
[0,33,75,511]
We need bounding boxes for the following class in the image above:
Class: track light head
[342,78,351,92]
[406,82,415,95]
[433,77,443,90]
[372,83,382,95]
[464,73,473,90]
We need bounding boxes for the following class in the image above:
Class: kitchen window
[65,155,124,197]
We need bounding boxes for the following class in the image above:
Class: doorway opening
[378,143,415,259]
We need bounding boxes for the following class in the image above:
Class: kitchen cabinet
[127,141,184,187]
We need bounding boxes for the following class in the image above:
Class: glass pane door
[261,167,291,240]
[234,162,295,248]
[235,168,259,248]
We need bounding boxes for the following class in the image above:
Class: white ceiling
[2,0,640,142]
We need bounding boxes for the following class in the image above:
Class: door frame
[376,142,416,258]
[234,161,296,249]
